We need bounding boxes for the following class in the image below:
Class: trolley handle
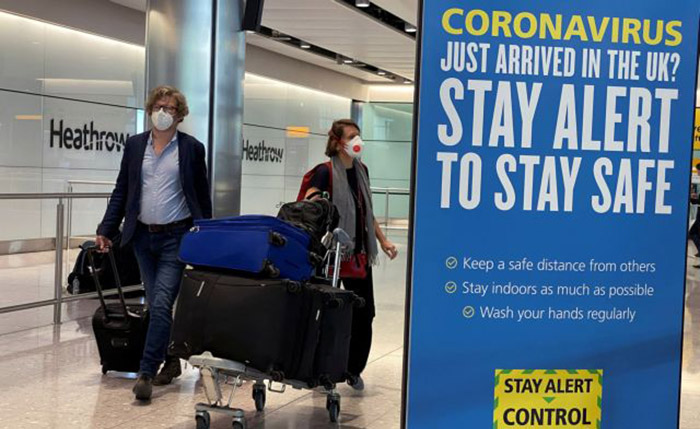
[328,228,353,289]
[86,246,130,320]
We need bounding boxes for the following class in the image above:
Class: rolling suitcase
[169,270,323,382]
[88,247,149,374]
[308,281,359,387]
[178,215,320,281]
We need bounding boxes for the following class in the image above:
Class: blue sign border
[401,2,700,428]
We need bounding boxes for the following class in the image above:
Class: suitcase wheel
[286,281,302,294]
[270,370,284,382]
[195,410,210,429]
[268,231,287,247]
[326,394,341,423]
[253,383,266,412]
[101,365,108,375]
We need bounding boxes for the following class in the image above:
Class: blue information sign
[404,2,700,428]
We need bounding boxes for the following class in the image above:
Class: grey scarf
[331,156,378,264]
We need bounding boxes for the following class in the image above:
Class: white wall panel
[0,167,41,241]
[0,13,45,94]
[240,175,286,216]
[0,11,145,109]
[243,74,351,135]
[0,92,43,168]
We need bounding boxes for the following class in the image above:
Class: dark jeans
[341,268,375,377]
[131,222,188,377]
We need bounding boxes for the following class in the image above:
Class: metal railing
[370,187,410,231]
[0,192,142,325]
[66,180,115,272]
[0,186,407,326]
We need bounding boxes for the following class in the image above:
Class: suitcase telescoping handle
[86,246,130,321]
[330,228,353,289]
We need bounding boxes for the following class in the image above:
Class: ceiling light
[355,0,370,7]
[405,23,417,33]
[378,71,386,76]
[300,42,311,49]
[403,79,412,84]
[343,58,354,64]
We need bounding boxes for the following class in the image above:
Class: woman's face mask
[344,136,364,159]
[151,108,175,131]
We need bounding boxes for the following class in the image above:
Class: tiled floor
[1,234,699,428]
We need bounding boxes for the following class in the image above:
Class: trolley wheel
[232,419,246,429]
[101,366,108,375]
[195,411,211,429]
[326,396,341,423]
[253,384,266,412]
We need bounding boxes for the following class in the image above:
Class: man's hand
[381,239,398,260]
[95,235,113,253]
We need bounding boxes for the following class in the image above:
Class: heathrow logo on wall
[49,119,131,152]
[243,139,284,163]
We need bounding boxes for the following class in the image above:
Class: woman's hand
[381,239,398,260]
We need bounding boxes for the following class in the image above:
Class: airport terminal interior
[1,0,700,428]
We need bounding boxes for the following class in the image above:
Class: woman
[300,119,398,390]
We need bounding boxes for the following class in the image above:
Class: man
[96,85,212,401]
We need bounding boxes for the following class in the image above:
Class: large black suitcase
[308,281,360,387]
[169,270,323,382]
[88,248,149,374]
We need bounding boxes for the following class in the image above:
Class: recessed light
[300,42,311,49]
[343,58,354,64]
[355,0,370,7]
[378,71,386,76]
[405,24,417,33]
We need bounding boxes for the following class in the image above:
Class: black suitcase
[169,270,323,382]
[308,281,361,387]
[88,248,149,374]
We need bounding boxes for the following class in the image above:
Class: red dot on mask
[353,145,361,153]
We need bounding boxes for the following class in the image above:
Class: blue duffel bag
[178,215,321,281]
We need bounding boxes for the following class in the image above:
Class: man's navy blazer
[97,130,213,246]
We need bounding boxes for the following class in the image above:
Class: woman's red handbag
[339,253,368,279]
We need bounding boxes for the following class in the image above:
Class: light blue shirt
[138,132,191,225]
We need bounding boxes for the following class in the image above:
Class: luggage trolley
[188,227,354,429]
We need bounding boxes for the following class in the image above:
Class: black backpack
[67,233,142,295]
[277,198,339,259]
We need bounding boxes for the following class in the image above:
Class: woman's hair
[325,119,360,157]
[145,85,189,119]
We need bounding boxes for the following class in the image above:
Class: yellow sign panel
[694,108,700,150]
[494,369,603,428]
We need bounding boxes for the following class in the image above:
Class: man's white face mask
[345,136,364,159]
[151,108,174,131]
